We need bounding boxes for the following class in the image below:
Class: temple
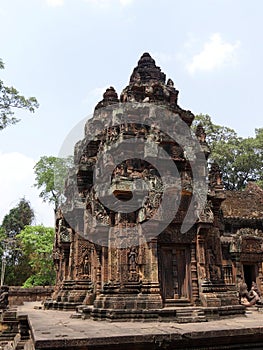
[221,182,263,292]
[45,53,263,322]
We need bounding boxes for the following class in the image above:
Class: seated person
[239,282,258,307]
[251,281,263,305]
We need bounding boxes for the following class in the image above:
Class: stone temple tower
[46,53,244,321]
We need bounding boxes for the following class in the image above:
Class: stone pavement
[18,302,263,349]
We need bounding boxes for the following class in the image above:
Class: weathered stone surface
[16,303,263,350]
[0,286,9,310]
[47,53,262,321]
[8,287,53,306]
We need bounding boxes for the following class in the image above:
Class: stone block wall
[8,286,54,306]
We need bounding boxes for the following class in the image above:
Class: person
[251,281,261,296]
[239,282,258,306]
[250,281,262,305]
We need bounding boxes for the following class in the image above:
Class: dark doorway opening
[243,264,257,290]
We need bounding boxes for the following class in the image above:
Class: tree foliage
[0,58,39,130]
[0,199,34,285]
[1,198,34,238]
[194,114,263,190]
[0,201,55,286]
[17,225,55,287]
[34,156,73,211]
[193,114,239,148]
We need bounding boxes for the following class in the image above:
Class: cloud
[186,33,240,74]
[46,0,64,7]
[0,152,54,227]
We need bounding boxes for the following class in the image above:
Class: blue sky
[0,0,262,226]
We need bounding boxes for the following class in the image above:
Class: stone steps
[175,307,207,323]
[75,305,208,322]
[70,312,82,319]
[164,298,192,308]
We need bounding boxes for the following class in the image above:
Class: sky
[0,0,262,227]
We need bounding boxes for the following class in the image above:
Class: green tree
[17,225,55,287]
[252,128,263,188]
[0,58,39,130]
[193,114,239,150]
[1,198,34,238]
[0,198,34,285]
[194,114,263,190]
[34,156,73,211]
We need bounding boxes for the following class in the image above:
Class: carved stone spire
[129,52,166,84]
[120,52,194,125]
[95,86,119,110]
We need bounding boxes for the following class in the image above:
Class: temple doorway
[159,245,192,304]
[243,264,257,290]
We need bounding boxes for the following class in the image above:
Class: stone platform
[17,302,263,350]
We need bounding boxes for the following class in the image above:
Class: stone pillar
[190,241,199,304]
[68,239,75,280]
[196,228,208,284]
[257,262,263,294]
[96,257,102,295]
[149,238,159,284]
[108,227,119,284]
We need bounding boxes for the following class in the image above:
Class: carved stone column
[190,241,199,304]
[96,256,102,295]
[258,262,263,294]
[196,228,208,284]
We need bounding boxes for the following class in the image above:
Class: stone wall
[8,286,54,306]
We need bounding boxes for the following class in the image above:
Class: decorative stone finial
[209,162,223,189]
[195,123,207,143]
[196,123,210,159]
[129,52,166,84]
[95,86,119,110]
[167,78,174,87]
[119,53,195,124]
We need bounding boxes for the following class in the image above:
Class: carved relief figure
[82,254,91,277]
[128,247,138,272]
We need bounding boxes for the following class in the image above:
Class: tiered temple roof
[222,183,263,220]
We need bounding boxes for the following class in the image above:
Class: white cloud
[46,0,64,7]
[186,33,240,74]
[0,152,54,227]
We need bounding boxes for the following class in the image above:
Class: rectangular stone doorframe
[159,244,192,306]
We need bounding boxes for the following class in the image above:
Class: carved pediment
[241,236,263,253]
[158,226,195,243]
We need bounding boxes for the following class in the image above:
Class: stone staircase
[174,307,207,323]
[74,304,208,323]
